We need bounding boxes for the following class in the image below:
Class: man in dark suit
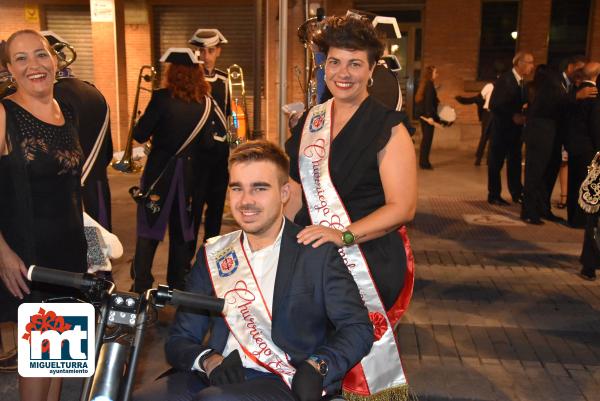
[133,141,373,401]
[557,57,599,227]
[43,32,114,231]
[487,51,534,205]
[567,62,600,280]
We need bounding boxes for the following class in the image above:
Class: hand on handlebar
[208,350,245,385]
[0,242,30,299]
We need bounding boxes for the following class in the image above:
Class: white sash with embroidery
[204,230,296,387]
[298,99,406,395]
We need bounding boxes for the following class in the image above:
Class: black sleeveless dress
[0,99,87,321]
[285,96,408,310]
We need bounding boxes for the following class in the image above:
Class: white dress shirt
[512,68,523,84]
[193,218,285,373]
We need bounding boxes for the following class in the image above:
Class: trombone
[112,65,156,173]
[297,12,325,109]
[226,64,249,146]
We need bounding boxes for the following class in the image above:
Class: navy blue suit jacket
[165,220,374,392]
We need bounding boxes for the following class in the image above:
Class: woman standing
[415,65,441,169]
[285,15,417,400]
[130,48,224,293]
[0,29,87,401]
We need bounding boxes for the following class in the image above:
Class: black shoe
[420,163,433,170]
[521,216,544,225]
[543,212,566,223]
[512,195,523,204]
[579,270,597,281]
[488,197,510,206]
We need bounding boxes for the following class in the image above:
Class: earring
[368,77,374,87]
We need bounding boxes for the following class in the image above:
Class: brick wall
[423,0,481,128]
[517,0,552,64]
[589,1,600,61]
[0,1,40,40]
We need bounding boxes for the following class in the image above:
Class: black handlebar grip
[27,265,95,290]
[170,289,224,313]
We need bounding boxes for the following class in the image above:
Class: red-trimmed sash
[298,99,412,398]
[204,230,296,387]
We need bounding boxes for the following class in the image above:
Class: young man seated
[134,140,373,401]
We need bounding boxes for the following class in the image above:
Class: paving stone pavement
[1,149,599,401]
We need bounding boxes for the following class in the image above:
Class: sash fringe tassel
[343,385,416,401]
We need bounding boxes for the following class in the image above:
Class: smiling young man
[133,140,373,401]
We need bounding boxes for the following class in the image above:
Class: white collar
[242,217,286,255]
[512,68,523,83]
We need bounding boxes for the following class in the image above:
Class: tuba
[297,8,326,109]
[112,65,156,173]
[226,64,249,146]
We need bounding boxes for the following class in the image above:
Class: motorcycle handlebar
[170,289,224,313]
[28,265,225,314]
[28,265,98,290]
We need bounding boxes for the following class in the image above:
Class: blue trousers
[132,369,296,401]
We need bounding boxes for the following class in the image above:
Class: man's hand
[420,116,443,128]
[208,350,245,386]
[0,241,29,299]
[576,86,598,100]
[202,353,224,377]
[292,360,324,401]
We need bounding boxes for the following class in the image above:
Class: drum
[368,63,402,111]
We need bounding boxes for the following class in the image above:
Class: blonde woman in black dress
[0,30,86,401]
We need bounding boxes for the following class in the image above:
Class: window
[478,1,519,81]
[547,0,591,70]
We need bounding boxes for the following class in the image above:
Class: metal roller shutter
[152,5,255,94]
[44,5,94,84]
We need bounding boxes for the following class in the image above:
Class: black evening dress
[0,98,87,321]
[285,96,409,311]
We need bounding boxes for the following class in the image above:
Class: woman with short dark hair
[285,15,417,400]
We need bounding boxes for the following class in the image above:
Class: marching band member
[133,140,373,401]
[129,48,225,293]
[189,28,231,244]
[285,15,417,400]
[42,31,114,231]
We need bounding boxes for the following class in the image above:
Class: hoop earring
[368,77,374,87]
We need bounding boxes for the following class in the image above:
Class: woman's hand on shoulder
[297,225,344,248]
[0,239,30,299]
